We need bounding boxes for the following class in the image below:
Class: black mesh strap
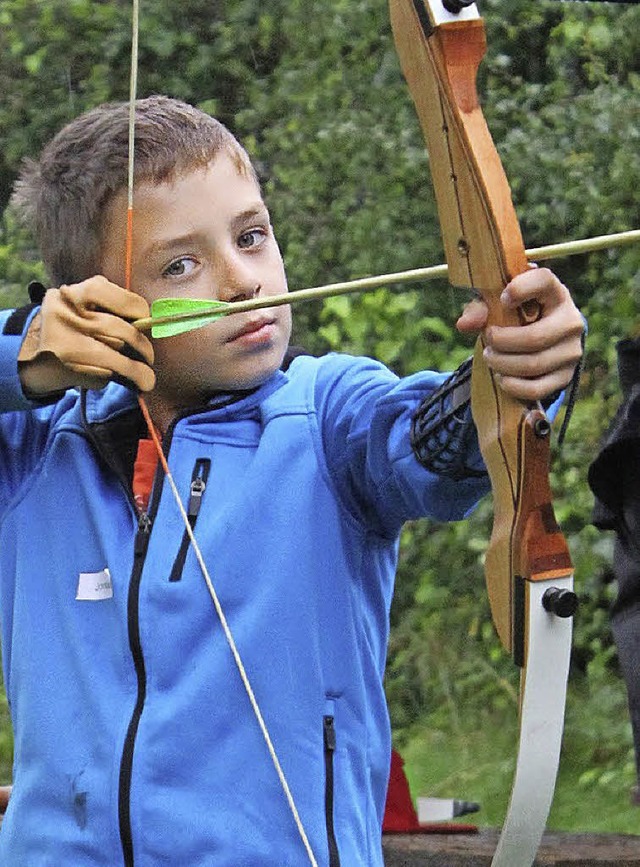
[411,335,582,479]
[2,304,38,336]
[411,357,487,481]
[2,282,46,336]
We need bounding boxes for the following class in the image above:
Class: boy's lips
[225,313,278,344]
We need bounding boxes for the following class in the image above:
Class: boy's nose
[217,282,260,304]
[215,252,261,303]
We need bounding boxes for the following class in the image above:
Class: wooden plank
[383,830,640,866]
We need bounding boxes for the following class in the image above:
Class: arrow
[133,228,640,337]
[416,797,480,822]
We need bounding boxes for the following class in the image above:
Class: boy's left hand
[455,267,584,403]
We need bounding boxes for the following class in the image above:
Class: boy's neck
[141,392,193,438]
[140,387,256,436]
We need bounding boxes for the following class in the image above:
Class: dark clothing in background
[589,336,640,789]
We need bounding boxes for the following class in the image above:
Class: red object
[133,437,159,512]
[382,749,477,835]
[383,749,421,832]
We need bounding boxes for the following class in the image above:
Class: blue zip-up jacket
[0,306,490,866]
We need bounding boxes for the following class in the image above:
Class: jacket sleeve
[0,306,41,412]
[0,306,69,509]
[310,353,491,538]
[311,352,568,538]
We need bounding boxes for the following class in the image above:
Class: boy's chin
[210,352,288,393]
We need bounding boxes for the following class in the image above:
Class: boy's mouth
[226,314,277,345]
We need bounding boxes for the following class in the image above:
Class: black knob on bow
[542,587,579,619]
[443,0,475,12]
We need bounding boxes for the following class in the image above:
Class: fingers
[57,279,154,365]
[486,268,584,352]
[20,277,156,395]
[500,265,564,309]
[56,332,156,393]
[487,363,580,402]
[482,269,584,401]
[59,275,150,322]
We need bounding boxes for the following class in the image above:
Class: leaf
[149,298,229,338]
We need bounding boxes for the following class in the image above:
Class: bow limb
[389,2,576,863]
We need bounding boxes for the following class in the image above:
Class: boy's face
[100,153,291,408]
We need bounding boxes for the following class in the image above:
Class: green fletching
[152,316,217,338]
[150,298,229,338]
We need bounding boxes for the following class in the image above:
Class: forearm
[410,356,568,481]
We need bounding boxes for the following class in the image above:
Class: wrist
[18,315,70,399]
[18,353,69,402]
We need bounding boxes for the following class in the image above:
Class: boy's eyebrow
[145,205,271,257]
[145,232,208,257]
[230,204,271,231]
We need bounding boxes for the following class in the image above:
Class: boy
[0,96,583,866]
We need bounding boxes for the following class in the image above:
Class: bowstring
[124,5,318,864]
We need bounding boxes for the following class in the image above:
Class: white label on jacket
[76,568,113,601]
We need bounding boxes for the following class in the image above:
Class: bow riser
[391,0,540,651]
[470,348,526,649]
[512,410,574,665]
[514,411,573,584]
[390,6,528,305]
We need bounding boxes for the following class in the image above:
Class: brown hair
[12,95,256,286]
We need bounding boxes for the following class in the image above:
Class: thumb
[456,298,488,334]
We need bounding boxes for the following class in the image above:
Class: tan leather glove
[18,276,155,396]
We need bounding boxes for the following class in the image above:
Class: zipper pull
[187,458,211,523]
[167,458,211,583]
[134,512,152,557]
[323,716,336,752]
[187,476,206,520]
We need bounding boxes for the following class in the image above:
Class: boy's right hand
[17,276,155,396]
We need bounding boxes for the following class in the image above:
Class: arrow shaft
[133,228,640,333]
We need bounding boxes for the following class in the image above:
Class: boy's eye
[163,257,197,277]
[238,228,266,250]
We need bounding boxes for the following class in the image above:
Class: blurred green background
[1,0,639,834]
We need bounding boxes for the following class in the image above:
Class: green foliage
[0,209,43,307]
[0,686,11,784]
[238,0,450,357]
[0,0,639,831]
[0,0,290,211]
[398,668,639,834]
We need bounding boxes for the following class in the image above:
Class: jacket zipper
[118,511,152,867]
[78,398,238,865]
[323,715,342,867]
[168,458,211,582]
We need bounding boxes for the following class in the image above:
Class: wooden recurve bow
[389,2,578,864]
